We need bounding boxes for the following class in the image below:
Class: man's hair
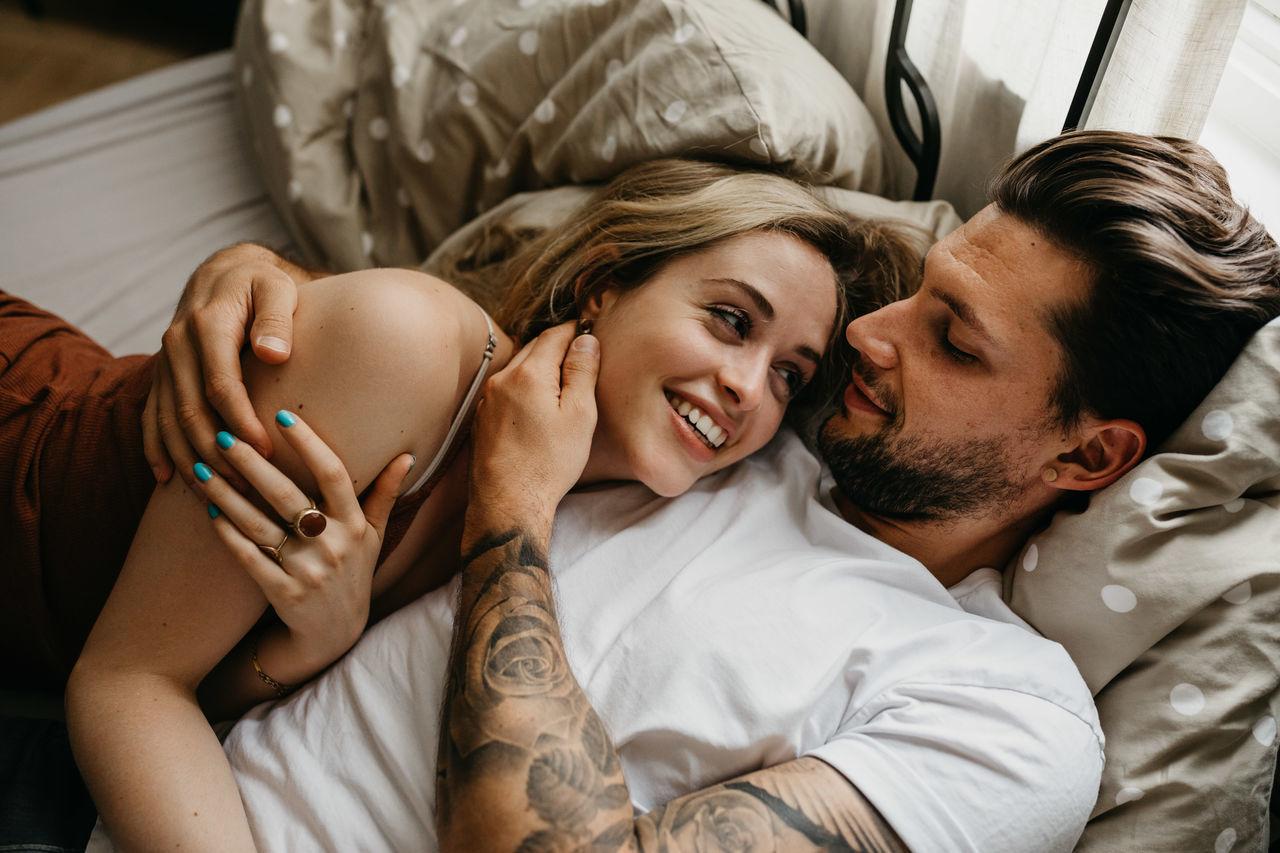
[438,157,922,427]
[990,130,1280,448]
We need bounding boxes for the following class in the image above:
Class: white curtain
[801,0,1246,216]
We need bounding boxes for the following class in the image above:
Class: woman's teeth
[667,393,726,448]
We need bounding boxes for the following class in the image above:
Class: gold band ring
[289,499,328,539]
[258,530,289,566]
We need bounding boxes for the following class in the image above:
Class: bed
[2,0,1277,850]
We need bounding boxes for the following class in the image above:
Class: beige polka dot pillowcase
[232,0,886,273]
[1006,316,1280,852]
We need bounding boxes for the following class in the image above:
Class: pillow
[1005,317,1280,851]
[234,0,886,272]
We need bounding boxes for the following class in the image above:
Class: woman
[3,159,915,849]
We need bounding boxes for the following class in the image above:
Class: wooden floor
[0,1,236,124]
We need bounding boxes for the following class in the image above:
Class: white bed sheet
[0,51,292,358]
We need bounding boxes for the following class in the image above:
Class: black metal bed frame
[760,0,1132,201]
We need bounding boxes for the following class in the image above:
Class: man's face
[819,205,1093,523]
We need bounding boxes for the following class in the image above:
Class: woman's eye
[775,365,809,398]
[943,337,978,365]
[709,306,750,339]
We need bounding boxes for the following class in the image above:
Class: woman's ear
[1049,418,1147,493]
[576,281,619,324]
[573,246,622,321]
[578,284,603,319]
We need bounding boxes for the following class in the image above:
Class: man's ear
[1051,418,1147,493]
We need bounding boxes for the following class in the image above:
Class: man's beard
[818,421,1026,522]
[817,363,1031,522]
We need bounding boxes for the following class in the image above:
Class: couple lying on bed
[3,131,1277,852]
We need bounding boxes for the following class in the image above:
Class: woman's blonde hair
[438,158,922,428]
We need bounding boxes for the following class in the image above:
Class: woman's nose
[719,354,767,411]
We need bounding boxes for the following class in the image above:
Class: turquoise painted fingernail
[216,431,236,450]
[408,454,417,472]
[207,504,221,519]
[194,463,213,483]
[276,410,297,427]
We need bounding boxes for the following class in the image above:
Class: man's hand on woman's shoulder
[144,243,320,486]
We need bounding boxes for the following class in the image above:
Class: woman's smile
[666,391,728,449]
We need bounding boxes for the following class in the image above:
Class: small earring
[1042,467,1059,483]
[576,317,593,336]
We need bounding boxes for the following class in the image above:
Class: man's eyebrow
[928,288,995,345]
[703,277,821,364]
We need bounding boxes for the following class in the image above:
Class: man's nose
[845,306,900,370]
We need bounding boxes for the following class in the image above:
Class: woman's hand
[467,323,600,539]
[194,410,414,677]
[144,243,315,487]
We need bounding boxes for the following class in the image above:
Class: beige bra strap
[402,308,498,496]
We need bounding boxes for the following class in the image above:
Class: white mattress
[0,51,292,358]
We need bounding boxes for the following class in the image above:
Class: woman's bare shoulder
[297,268,514,391]
[240,268,513,497]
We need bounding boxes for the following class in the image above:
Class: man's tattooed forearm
[722,781,855,851]
[460,527,523,570]
[439,527,635,852]
[633,764,906,852]
[440,529,906,853]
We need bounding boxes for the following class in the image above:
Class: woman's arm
[67,268,497,851]
[195,413,413,723]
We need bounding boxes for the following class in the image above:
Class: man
[146,131,1280,851]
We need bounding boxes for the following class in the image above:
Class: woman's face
[580,229,838,497]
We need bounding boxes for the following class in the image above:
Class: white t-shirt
[135,431,1105,852]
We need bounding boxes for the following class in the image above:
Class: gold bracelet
[250,640,293,697]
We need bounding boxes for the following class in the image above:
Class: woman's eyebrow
[702,277,775,321]
[796,343,823,365]
[701,277,821,363]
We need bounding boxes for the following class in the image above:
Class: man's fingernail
[276,410,297,427]
[572,334,599,354]
[207,504,221,519]
[194,462,213,483]
[257,336,290,354]
[216,431,237,450]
